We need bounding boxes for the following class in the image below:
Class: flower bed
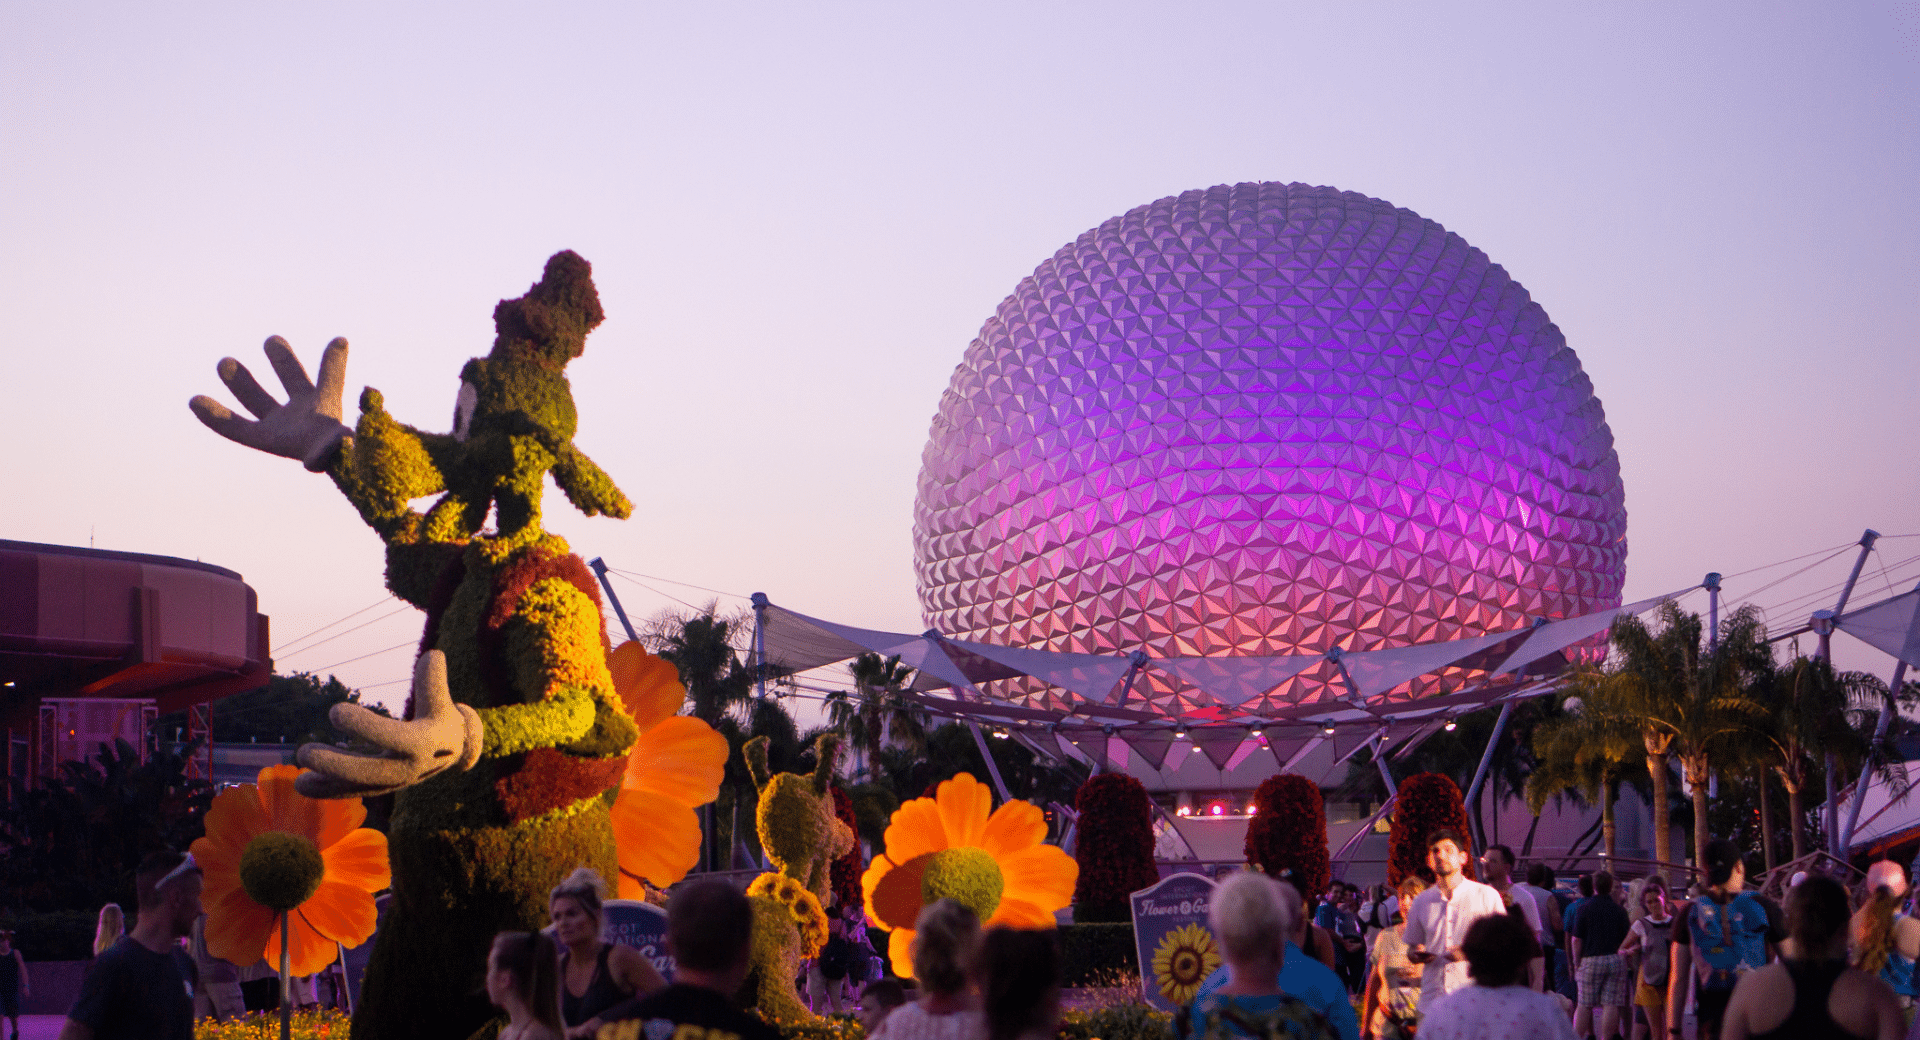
[197,1008,351,1039]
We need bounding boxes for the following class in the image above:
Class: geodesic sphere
[912,182,1627,712]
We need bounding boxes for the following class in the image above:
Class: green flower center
[239,831,325,912]
[920,847,1004,923]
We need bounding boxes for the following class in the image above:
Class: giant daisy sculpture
[862,773,1077,979]
[192,764,389,978]
[607,641,728,897]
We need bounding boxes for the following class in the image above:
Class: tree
[824,653,929,780]
[1749,655,1898,860]
[648,602,759,724]
[0,738,213,913]
[1569,602,1771,872]
[157,671,390,746]
[1525,694,1644,860]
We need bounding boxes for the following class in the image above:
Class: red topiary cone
[1387,772,1475,888]
[1072,773,1160,922]
[1244,774,1330,906]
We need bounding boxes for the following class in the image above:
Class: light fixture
[1173,725,1188,739]
[1321,722,1337,736]
[1443,718,1458,732]
[1208,802,1225,816]
[1176,805,1191,817]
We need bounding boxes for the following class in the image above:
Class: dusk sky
[4,3,1916,715]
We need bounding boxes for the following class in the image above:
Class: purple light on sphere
[913,182,1627,713]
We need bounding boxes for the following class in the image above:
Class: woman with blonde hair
[869,899,982,1040]
[92,903,123,957]
[1360,875,1428,1040]
[548,868,666,1039]
[489,930,565,1040]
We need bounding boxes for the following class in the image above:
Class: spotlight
[1176,805,1191,817]
[1208,802,1225,816]
[1443,718,1458,732]
[1174,726,1188,739]
[1321,723,1337,736]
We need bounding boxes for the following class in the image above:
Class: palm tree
[824,653,929,779]
[1571,602,1771,872]
[649,602,758,723]
[1526,694,1644,860]
[1749,655,1896,860]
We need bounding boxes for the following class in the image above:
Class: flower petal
[267,905,341,977]
[257,765,325,841]
[612,787,703,888]
[320,828,391,893]
[935,774,992,849]
[979,799,1047,860]
[863,852,933,931]
[881,796,948,865]
[995,844,1077,916]
[202,784,272,859]
[888,926,916,981]
[610,642,688,732]
[312,796,367,853]
[626,716,727,808]
[295,879,378,948]
[984,897,1058,929]
[204,883,275,967]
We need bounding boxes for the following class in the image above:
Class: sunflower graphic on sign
[1151,922,1221,1005]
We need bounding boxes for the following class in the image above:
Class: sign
[1130,872,1220,1012]
[603,898,674,982]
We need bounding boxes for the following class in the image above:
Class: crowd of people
[34,834,1920,1040]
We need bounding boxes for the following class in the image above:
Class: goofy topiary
[190,251,637,1040]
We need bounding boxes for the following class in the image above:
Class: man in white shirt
[1404,829,1515,1008]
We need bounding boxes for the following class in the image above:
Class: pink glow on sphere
[913,182,1627,713]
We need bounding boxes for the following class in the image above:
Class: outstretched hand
[189,336,352,471]
[296,650,483,799]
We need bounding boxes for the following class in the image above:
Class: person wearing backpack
[1617,880,1674,1040]
[1667,841,1785,1040]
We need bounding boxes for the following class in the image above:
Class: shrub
[1058,922,1139,985]
[1388,772,1475,887]
[1243,774,1330,907]
[1072,774,1159,923]
[1058,1004,1173,1040]
[196,1008,351,1039]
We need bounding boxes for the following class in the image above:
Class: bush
[1058,1004,1173,1040]
[1244,774,1330,907]
[191,1008,352,1040]
[1058,922,1139,986]
[1072,774,1159,923]
[1388,772,1475,888]
[1,909,103,961]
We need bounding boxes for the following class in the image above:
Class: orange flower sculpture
[608,641,728,898]
[862,773,1078,979]
[192,764,389,977]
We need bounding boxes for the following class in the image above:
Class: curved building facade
[913,182,1627,713]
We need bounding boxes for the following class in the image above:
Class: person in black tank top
[550,868,668,1037]
[1721,876,1903,1040]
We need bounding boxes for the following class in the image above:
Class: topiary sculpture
[189,252,643,1040]
[738,733,853,1023]
[1071,773,1160,923]
[1244,774,1331,907]
[1387,772,1475,888]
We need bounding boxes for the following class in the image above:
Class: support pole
[1374,734,1396,799]
[1114,651,1149,706]
[1843,656,1910,852]
[1817,530,1880,854]
[1464,701,1515,854]
[751,592,770,701]
[1705,572,1722,653]
[967,722,1013,803]
[588,558,641,644]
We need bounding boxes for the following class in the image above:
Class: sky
[3,2,1917,717]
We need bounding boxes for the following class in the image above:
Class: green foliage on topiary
[1072,774,1160,923]
[1387,772,1475,888]
[1244,774,1330,906]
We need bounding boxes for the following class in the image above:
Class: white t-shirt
[1403,878,1512,1006]
[869,1002,983,1040]
[1510,882,1558,945]
[1417,983,1577,1040]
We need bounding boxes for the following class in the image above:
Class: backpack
[1687,893,1769,992]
